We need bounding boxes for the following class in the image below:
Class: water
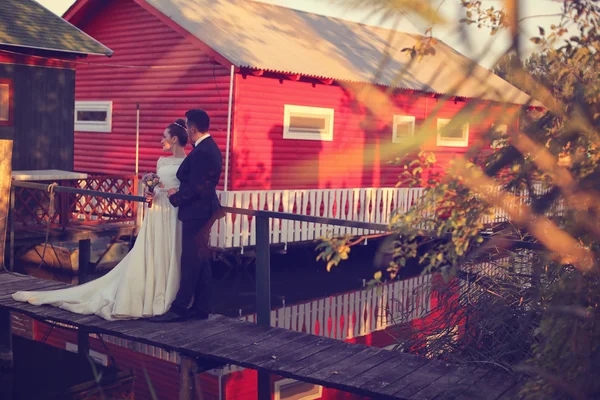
[2,336,115,399]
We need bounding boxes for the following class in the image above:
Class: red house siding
[231,74,519,190]
[72,0,230,185]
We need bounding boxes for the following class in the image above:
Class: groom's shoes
[148,310,186,323]
[187,308,209,320]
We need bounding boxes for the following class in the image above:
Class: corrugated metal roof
[0,0,112,56]
[144,0,534,105]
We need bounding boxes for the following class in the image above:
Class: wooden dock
[0,273,522,400]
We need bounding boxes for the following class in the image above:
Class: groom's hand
[167,188,178,197]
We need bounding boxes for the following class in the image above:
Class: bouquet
[142,172,161,207]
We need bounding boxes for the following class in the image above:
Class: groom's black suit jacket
[168,135,223,221]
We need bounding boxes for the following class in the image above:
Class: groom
[152,109,223,322]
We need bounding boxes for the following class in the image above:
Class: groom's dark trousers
[169,135,223,316]
[176,217,214,314]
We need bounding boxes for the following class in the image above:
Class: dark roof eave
[241,66,538,107]
[0,42,112,57]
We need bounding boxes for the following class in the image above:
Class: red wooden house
[63,0,536,249]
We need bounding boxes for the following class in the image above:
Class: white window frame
[274,378,323,400]
[392,115,415,143]
[491,123,508,149]
[0,83,10,123]
[436,118,469,147]
[283,105,334,141]
[75,100,112,132]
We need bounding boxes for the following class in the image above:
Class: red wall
[231,74,520,190]
[72,0,230,186]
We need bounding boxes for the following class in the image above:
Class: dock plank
[454,369,519,400]
[410,366,481,400]
[431,367,489,400]
[313,347,395,383]
[264,337,339,372]
[0,273,521,400]
[244,334,323,366]
[224,330,309,362]
[350,353,429,390]
[289,341,368,376]
[382,359,453,398]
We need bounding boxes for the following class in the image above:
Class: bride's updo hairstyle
[167,118,189,147]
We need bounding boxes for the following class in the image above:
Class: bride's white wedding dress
[12,156,184,320]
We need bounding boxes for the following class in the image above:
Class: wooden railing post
[78,239,91,284]
[9,187,15,272]
[59,179,70,230]
[0,138,13,270]
[255,213,271,400]
[255,213,271,326]
[132,176,139,226]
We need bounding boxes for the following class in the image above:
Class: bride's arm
[145,158,162,201]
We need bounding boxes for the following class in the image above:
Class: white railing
[210,187,425,248]
[242,274,432,340]
[210,185,564,249]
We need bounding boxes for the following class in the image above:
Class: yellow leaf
[374,271,382,281]
[327,260,335,272]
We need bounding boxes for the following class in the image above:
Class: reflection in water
[242,273,432,341]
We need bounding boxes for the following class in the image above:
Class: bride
[12,119,189,320]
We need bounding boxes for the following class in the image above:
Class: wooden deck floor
[0,273,521,400]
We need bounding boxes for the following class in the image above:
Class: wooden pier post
[179,356,195,400]
[0,310,12,400]
[78,327,89,361]
[0,309,12,369]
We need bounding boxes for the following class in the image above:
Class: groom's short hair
[185,109,210,133]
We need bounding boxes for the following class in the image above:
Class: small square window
[75,101,112,132]
[274,378,323,400]
[392,115,415,143]
[283,105,333,141]
[0,80,13,126]
[437,118,469,147]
